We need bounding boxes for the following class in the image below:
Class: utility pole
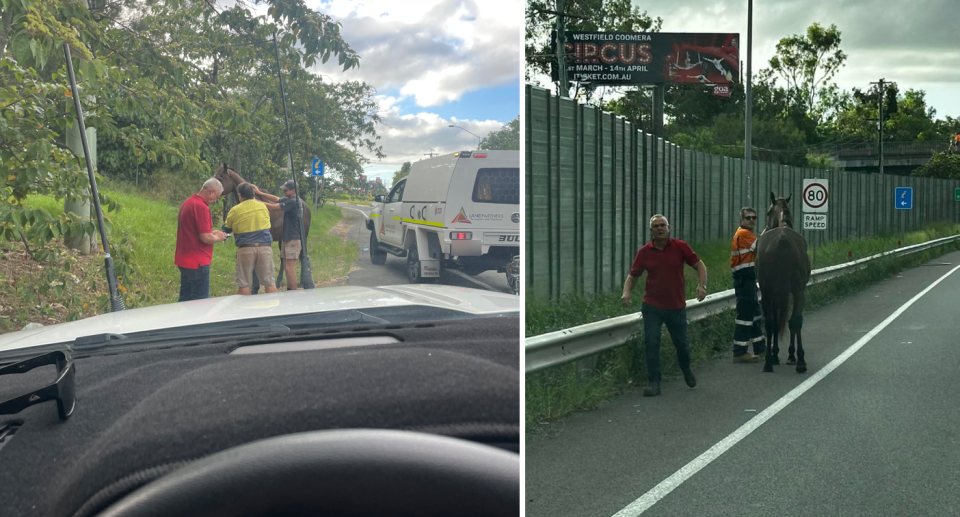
[423,149,439,158]
[556,0,569,98]
[870,78,895,176]
[744,0,753,207]
[874,78,885,176]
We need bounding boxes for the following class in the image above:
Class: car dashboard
[0,315,520,517]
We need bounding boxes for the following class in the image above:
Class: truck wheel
[370,233,387,265]
[407,248,437,284]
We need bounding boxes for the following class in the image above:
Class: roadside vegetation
[1,0,379,332]
[0,180,357,333]
[525,222,960,433]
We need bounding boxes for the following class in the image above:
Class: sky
[303,0,522,185]
[530,0,959,121]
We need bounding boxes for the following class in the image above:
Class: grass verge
[1,186,357,330]
[525,222,960,433]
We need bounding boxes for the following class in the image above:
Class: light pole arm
[448,125,483,149]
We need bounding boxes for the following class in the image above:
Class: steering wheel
[97,429,519,517]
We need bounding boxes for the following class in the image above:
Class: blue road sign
[311,159,324,177]
[895,187,913,210]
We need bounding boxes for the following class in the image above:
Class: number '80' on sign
[802,179,829,213]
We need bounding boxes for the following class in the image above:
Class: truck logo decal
[451,207,471,224]
[379,221,385,235]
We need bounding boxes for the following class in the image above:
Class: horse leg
[762,301,776,373]
[275,240,285,286]
[792,291,807,374]
[786,298,797,365]
[771,319,780,366]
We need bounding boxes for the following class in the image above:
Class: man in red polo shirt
[175,178,228,301]
[621,214,708,397]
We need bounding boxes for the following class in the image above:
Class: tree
[767,23,847,122]
[526,0,661,101]
[1,0,370,263]
[914,152,960,180]
[480,117,519,150]
[391,162,412,186]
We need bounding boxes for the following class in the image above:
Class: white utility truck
[367,150,520,289]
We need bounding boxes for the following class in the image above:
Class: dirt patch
[326,218,355,241]
[0,241,108,334]
[313,265,363,288]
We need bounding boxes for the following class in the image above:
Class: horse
[215,163,313,291]
[214,164,312,243]
[756,192,811,373]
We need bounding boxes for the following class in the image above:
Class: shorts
[281,240,302,260]
[236,246,275,288]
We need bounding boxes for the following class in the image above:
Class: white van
[367,150,520,286]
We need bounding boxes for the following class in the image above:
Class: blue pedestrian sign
[311,159,324,177]
[895,187,913,210]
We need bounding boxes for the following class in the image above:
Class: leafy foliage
[914,152,960,180]
[479,116,519,151]
[1,0,381,290]
[391,161,411,187]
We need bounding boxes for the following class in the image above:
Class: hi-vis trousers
[733,268,766,356]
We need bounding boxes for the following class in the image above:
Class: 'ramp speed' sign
[802,179,828,231]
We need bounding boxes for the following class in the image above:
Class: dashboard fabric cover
[0,317,519,517]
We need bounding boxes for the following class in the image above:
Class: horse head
[766,191,794,230]
[214,163,245,196]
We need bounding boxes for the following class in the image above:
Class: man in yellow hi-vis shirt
[224,182,278,296]
[730,207,766,363]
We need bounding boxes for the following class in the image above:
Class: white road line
[340,205,370,220]
[612,263,960,517]
[448,269,498,292]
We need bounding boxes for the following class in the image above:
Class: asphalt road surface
[334,204,513,294]
[527,250,960,517]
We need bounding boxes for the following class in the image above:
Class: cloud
[290,0,519,183]
[361,97,509,182]
[308,0,520,106]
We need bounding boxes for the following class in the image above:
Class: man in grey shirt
[255,180,303,291]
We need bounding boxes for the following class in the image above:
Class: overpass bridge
[829,140,949,173]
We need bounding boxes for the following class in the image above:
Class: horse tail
[775,286,789,339]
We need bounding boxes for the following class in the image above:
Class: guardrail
[833,141,948,158]
[525,234,960,373]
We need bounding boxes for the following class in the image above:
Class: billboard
[551,32,740,87]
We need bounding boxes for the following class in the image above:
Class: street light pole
[448,125,483,149]
[744,0,753,208]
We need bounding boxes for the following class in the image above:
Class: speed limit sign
[802,179,829,213]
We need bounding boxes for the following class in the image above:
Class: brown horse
[214,164,312,244]
[215,164,314,291]
[757,192,811,373]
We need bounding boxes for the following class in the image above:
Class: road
[526,250,960,517]
[334,204,513,294]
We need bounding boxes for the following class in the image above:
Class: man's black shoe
[643,380,661,397]
[682,368,697,388]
